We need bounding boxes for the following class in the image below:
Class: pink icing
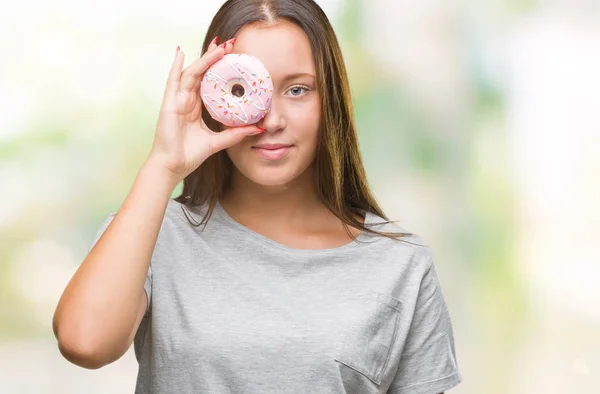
[200,53,274,127]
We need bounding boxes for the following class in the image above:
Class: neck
[220,165,329,228]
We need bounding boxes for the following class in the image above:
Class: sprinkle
[214,84,217,89]
[252,82,257,87]
[266,98,270,103]
[224,110,229,115]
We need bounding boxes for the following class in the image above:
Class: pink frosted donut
[200,53,273,127]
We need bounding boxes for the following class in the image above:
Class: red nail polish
[257,127,264,132]
[176,45,180,52]
[213,36,219,44]
[231,37,237,44]
[221,42,227,48]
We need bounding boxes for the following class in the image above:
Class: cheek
[288,100,320,140]
[225,145,246,167]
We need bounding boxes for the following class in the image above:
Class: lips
[252,145,292,160]
[252,143,292,150]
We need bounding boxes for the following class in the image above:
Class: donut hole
[231,84,245,98]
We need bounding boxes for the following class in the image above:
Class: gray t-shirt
[89,199,462,393]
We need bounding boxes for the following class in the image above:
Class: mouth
[251,145,293,160]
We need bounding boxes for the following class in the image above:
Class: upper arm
[126,289,149,345]
[89,213,154,353]
[387,249,462,393]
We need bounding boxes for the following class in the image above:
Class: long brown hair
[173,0,411,241]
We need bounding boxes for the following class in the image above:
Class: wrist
[140,157,182,193]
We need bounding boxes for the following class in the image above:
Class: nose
[257,95,286,133]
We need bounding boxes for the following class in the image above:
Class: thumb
[211,125,265,152]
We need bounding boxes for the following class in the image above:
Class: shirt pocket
[333,292,403,385]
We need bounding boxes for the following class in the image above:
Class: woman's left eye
[287,85,310,97]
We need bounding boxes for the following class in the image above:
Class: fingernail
[211,36,218,45]
[257,127,264,131]
[220,38,236,49]
[176,45,180,52]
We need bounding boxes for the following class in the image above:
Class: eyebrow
[281,72,316,82]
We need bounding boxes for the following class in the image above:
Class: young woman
[53,1,462,393]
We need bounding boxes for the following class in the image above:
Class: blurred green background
[1,0,599,392]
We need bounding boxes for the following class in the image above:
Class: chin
[227,147,315,188]
[244,165,299,187]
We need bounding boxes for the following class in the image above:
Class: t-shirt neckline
[214,199,374,255]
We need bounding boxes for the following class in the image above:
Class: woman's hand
[148,37,264,183]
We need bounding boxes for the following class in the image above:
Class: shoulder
[358,211,436,288]
[160,198,229,240]
[163,199,190,224]
[163,199,213,226]
[88,200,196,252]
[145,199,221,245]
[365,210,434,267]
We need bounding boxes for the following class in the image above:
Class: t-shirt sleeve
[89,212,153,317]
[387,250,462,394]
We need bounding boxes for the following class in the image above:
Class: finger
[207,36,219,52]
[210,125,265,152]
[191,37,221,92]
[166,46,185,94]
[188,40,234,93]
[196,36,219,58]
[180,37,236,92]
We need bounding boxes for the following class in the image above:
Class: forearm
[53,158,179,367]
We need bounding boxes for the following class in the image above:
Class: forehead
[232,20,315,79]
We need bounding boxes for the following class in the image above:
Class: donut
[200,53,274,127]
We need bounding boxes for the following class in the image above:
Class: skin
[52,37,255,370]
[220,20,363,248]
[52,21,367,371]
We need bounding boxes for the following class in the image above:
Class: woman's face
[225,20,320,188]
